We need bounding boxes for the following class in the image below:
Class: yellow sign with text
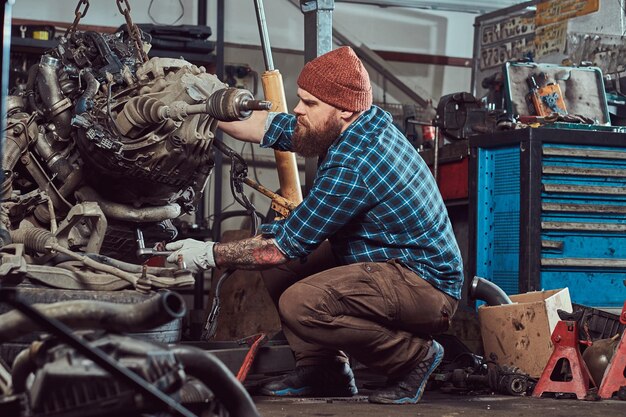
[536,0,599,26]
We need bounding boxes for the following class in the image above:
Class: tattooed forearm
[213,237,288,269]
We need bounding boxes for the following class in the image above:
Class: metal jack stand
[598,301,626,399]
[532,320,594,399]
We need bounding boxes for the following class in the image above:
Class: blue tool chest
[469,128,626,307]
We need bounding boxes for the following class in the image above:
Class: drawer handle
[542,240,563,251]
[542,258,626,268]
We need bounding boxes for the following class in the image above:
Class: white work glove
[165,239,215,274]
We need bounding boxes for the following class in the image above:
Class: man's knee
[278,283,308,322]
[278,282,331,333]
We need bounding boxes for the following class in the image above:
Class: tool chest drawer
[469,128,626,307]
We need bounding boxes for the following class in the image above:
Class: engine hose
[37,56,72,138]
[470,276,513,306]
[74,70,100,114]
[0,291,186,343]
[24,63,39,113]
[171,345,261,417]
[76,186,182,222]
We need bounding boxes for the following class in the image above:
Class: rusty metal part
[64,0,89,40]
[116,0,148,62]
[136,264,152,294]
[243,177,298,217]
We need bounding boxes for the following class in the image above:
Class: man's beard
[292,117,343,158]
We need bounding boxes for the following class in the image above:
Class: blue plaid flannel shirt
[258,105,463,299]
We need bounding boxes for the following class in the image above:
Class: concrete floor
[253,392,626,417]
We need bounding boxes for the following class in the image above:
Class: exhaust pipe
[470,276,513,306]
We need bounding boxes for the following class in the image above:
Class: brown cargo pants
[260,241,458,378]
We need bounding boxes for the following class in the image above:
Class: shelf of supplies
[10,37,59,54]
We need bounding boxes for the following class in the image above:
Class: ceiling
[334,0,534,14]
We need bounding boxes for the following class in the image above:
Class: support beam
[2,0,15,192]
[300,0,334,192]
[334,0,524,14]
[213,0,226,240]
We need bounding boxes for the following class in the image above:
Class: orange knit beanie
[297,46,372,112]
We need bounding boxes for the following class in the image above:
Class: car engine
[5,26,217,254]
[2,14,267,292]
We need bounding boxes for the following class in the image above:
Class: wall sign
[536,0,599,26]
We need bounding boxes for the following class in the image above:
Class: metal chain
[64,0,90,40]
[116,0,149,62]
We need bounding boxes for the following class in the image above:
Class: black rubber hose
[0,291,186,342]
[469,276,513,306]
[171,345,261,417]
[24,63,39,112]
[74,70,99,114]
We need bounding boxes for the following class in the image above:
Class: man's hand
[166,239,215,274]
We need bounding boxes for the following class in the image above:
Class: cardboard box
[478,288,572,378]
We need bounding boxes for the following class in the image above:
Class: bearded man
[166,46,463,405]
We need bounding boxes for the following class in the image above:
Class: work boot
[368,340,444,404]
[258,361,358,397]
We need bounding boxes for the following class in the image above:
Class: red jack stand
[597,301,626,399]
[532,320,593,399]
